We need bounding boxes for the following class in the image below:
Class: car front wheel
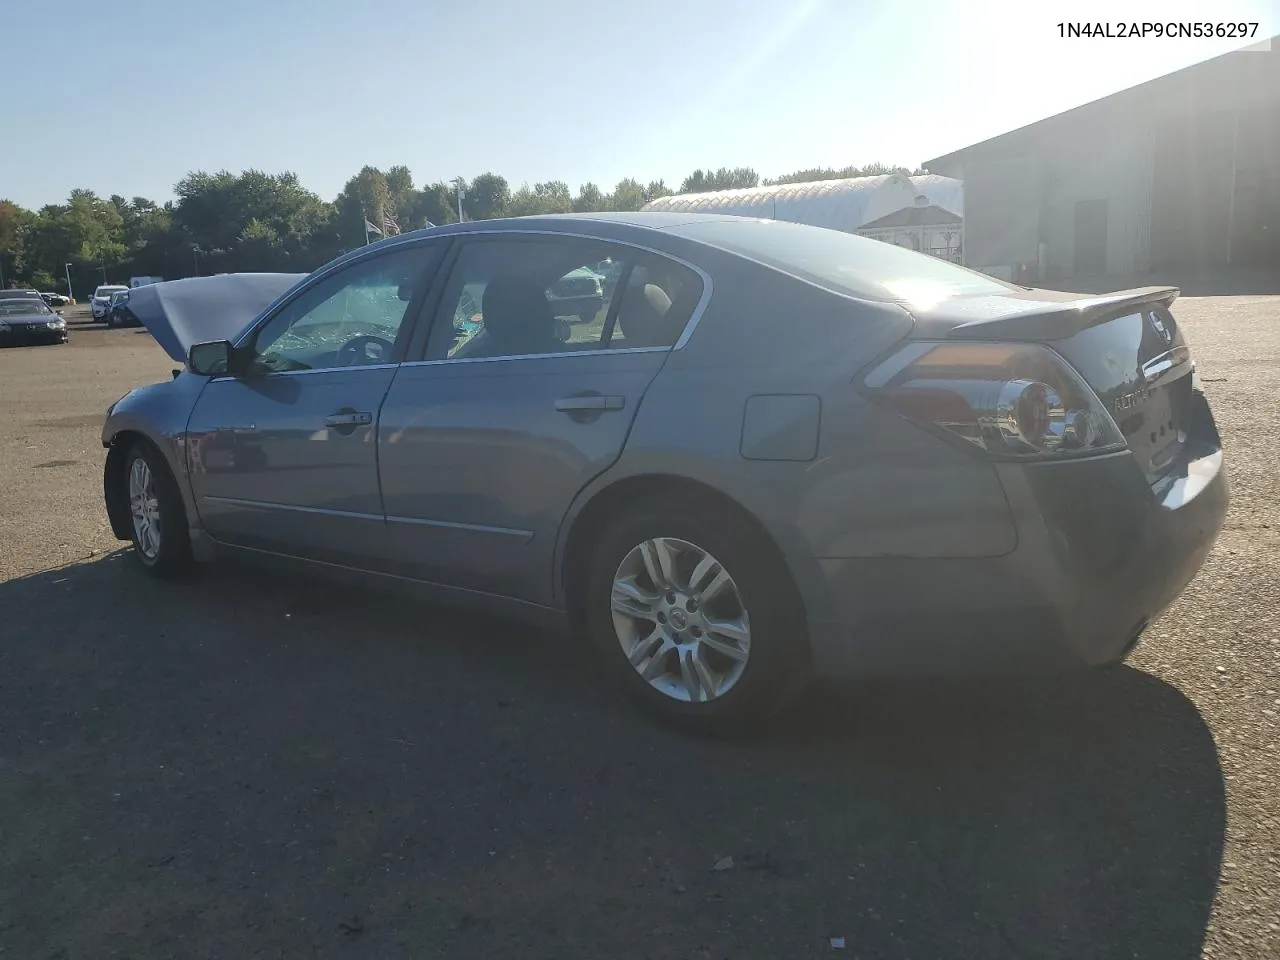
[124,442,192,577]
[584,502,808,734]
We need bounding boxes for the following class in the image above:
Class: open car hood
[128,273,306,361]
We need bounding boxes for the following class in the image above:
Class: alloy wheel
[610,537,751,703]
[128,457,162,559]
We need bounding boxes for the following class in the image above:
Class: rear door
[376,234,706,604]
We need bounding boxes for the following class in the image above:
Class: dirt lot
[0,300,1276,959]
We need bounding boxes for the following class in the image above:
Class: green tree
[0,199,30,286]
[572,182,605,213]
[405,181,458,229]
[384,165,416,231]
[466,172,510,220]
[644,180,672,202]
[333,166,392,249]
[679,167,759,193]
[606,178,647,211]
[762,162,921,185]
[175,169,331,272]
[507,181,572,217]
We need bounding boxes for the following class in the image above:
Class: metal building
[924,38,1280,282]
[642,174,965,261]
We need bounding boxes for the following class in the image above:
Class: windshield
[0,300,51,317]
[670,218,1014,306]
[95,286,127,297]
[0,289,41,300]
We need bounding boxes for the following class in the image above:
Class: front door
[186,243,441,563]
[377,235,706,605]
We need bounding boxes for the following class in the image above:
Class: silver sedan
[101,213,1228,732]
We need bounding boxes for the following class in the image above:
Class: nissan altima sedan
[101,213,1228,732]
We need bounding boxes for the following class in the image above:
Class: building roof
[641,174,963,232]
[860,203,962,230]
[925,36,1279,174]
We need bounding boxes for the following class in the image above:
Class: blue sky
[4,0,1275,209]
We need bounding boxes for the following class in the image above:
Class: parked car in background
[40,292,71,308]
[101,213,1228,733]
[92,285,129,320]
[0,297,68,345]
[547,265,605,323]
[106,289,141,328]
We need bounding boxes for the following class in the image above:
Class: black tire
[583,498,809,735]
[122,441,193,578]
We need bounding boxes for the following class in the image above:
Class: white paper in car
[128,273,306,361]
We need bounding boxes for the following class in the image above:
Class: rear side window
[671,218,1012,304]
[430,237,703,360]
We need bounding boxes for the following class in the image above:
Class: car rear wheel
[124,442,192,577]
[584,501,808,734]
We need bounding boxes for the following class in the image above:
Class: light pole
[100,264,107,284]
[453,177,465,222]
[64,263,74,302]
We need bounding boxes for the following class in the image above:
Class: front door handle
[325,411,373,427]
[554,395,625,412]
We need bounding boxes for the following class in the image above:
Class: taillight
[864,341,1125,458]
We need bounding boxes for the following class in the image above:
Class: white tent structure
[642,173,961,225]
[907,174,964,218]
[642,173,965,260]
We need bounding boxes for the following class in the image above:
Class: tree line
[0,162,917,296]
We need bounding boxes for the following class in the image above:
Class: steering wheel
[337,335,394,366]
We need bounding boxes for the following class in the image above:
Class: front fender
[102,372,209,535]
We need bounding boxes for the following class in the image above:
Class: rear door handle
[325,411,373,427]
[554,395,625,412]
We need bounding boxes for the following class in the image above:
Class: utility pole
[453,177,465,222]
[64,263,74,302]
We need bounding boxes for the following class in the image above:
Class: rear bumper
[807,439,1228,678]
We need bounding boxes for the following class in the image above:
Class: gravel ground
[0,299,1275,959]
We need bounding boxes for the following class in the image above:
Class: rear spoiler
[945,286,1180,341]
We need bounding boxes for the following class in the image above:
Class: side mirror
[187,340,232,377]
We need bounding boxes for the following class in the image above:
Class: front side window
[432,237,703,360]
[246,245,435,373]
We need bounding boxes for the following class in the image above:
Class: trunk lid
[909,286,1194,483]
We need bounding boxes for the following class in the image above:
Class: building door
[1074,199,1108,277]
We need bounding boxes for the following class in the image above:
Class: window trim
[406,229,713,367]
[224,238,450,379]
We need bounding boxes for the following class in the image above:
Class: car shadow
[0,553,1225,960]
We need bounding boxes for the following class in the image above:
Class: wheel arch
[103,429,190,541]
[556,467,825,657]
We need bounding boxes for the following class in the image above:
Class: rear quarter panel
[559,255,1018,614]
